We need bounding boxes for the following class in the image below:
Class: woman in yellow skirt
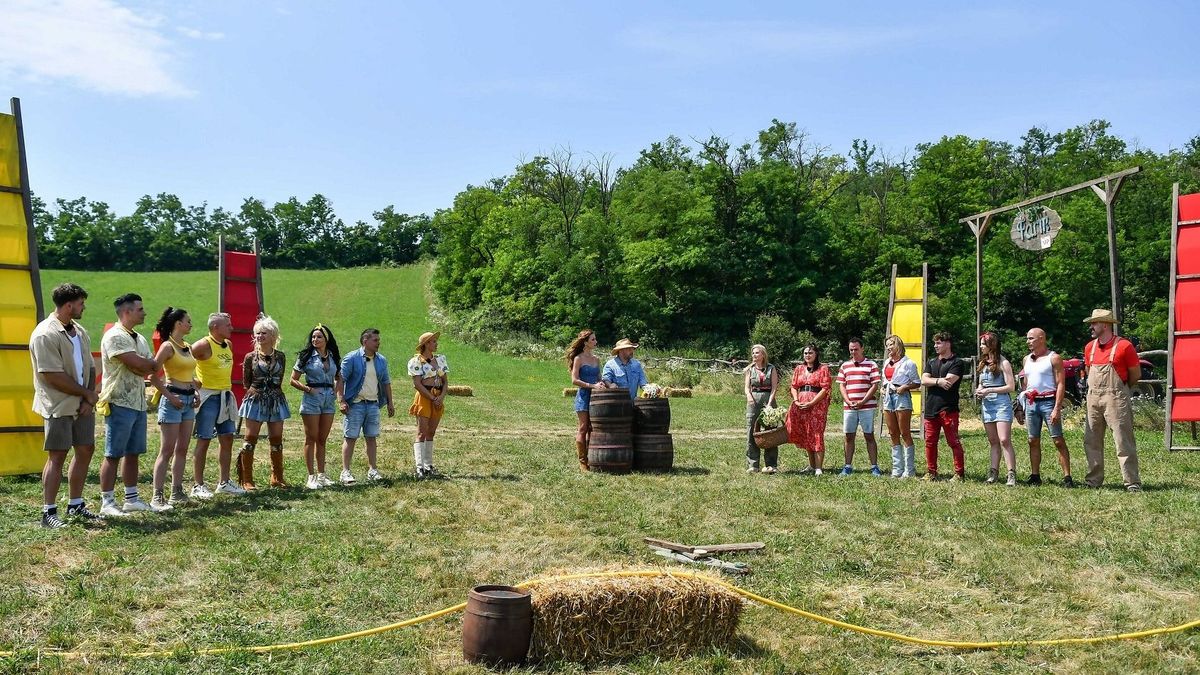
[408,331,448,478]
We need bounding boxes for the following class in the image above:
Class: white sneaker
[149,495,173,513]
[191,483,215,500]
[366,468,383,482]
[216,480,246,495]
[100,501,128,518]
[814,468,823,476]
[339,469,356,485]
[317,473,334,487]
[306,474,321,490]
[121,496,150,512]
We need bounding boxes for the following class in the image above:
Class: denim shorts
[194,393,236,439]
[301,388,336,415]
[344,401,381,439]
[882,390,913,412]
[104,404,148,458]
[1024,397,1063,438]
[157,392,197,424]
[981,394,1013,424]
[843,407,876,434]
[239,396,291,423]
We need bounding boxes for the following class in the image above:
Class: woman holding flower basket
[787,343,832,475]
[744,344,780,473]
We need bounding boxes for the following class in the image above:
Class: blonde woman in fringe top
[744,344,779,473]
[409,331,449,479]
[237,314,291,489]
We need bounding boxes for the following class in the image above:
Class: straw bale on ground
[447,385,474,396]
[528,570,743,663]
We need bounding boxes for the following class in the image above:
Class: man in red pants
[920,332,967,481]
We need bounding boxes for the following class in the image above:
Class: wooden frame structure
[218,235,265,401]
[1166,182,1200,451]
[0,97,47,474]
[960,166,1141,348]
[880,263,928,437]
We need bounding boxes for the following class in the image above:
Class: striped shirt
[837,359,881,409]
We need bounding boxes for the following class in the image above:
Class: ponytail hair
[155,306,189,342]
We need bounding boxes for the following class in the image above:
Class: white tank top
[1024,351,1057,392]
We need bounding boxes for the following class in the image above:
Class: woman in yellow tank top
[150,307,200,510]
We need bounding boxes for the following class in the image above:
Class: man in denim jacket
[602,338,648,399]
[335,328,394,484]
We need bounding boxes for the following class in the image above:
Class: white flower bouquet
[640,383,665,399]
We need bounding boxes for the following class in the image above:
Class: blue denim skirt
[981,393,1013,423]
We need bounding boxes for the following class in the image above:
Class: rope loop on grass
[2,569,1197,659]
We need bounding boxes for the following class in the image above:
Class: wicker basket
[753,426,788,449]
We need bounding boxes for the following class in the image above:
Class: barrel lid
[470,584,531,602]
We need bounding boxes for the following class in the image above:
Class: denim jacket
[340,348,391,408]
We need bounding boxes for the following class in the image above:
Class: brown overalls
[1082,337,1140,488]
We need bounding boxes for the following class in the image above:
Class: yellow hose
[1,569,1196,659]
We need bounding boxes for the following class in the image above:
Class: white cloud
[0,0,193,97]
[178,26,224,41]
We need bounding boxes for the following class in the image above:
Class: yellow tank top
[195,335,233,390]
[163,338,197,384]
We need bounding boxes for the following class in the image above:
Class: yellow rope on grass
[1,569,1197,659]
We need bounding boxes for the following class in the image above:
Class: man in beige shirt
[29,283,101,529]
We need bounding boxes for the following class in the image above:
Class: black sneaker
[66,502,105,522]
[1025,474,1042,486]
[42,510,67,529]
[1062,476,1076,488]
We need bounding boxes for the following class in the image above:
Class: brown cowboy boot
[239,443,257,491]
[270,447,290,488]
[576,440,589,472]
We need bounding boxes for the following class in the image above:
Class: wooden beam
[958,166,1141,223]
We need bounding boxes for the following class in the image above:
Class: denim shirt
[602,356,648,399]
[341,348,391,408]
[294,352,337,386]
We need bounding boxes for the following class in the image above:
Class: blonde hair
[750,343,768,363]
[885,334,904,357]
[253,314,281,349]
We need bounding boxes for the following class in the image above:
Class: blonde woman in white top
[880,335,919,478]
[408,331,449,478]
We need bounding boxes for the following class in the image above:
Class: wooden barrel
[632,398,670,434]
[589,387,633,431]
[462,584,533,667]
[632,433,674,472]
[588,429,632,473]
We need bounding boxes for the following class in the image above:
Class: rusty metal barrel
[462,584,533,667]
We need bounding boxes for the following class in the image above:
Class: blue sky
[2,0,1198,226]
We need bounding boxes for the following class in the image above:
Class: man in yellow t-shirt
[189,312,245,498]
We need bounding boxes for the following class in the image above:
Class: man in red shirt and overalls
[1081,309,1142,492]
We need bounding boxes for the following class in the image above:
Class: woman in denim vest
[975,331,1016,486]
[744,344,779,473]
[290,324,342,490]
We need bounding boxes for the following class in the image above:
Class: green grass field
[2,265,1199,673]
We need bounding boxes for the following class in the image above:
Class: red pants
[923,410,965,475]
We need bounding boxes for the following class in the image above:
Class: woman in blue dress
[567,329,604,471]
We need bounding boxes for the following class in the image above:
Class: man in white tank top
[1019,328,1074,487]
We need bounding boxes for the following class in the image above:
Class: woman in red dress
[787,343,832,475]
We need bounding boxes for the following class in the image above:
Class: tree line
[430,120,1200,360]
[32,193,438,271]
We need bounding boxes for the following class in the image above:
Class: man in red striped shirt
[836,338,881,476]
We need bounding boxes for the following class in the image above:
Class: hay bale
[563,387,578,397]
[665,387,692,398]
[528,571,742,664]
[447,385,474,397]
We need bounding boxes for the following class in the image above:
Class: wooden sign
[1010,205,1063,251]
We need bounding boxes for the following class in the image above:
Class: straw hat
[610,338,638,355]
[1081,308,1118,324]
[417,331,440,351]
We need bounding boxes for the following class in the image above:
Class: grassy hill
[1,265,1197,673]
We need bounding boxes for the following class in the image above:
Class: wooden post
[1093,176,1127,332]
[11,98,43,320]
[1166,183,1179,451]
